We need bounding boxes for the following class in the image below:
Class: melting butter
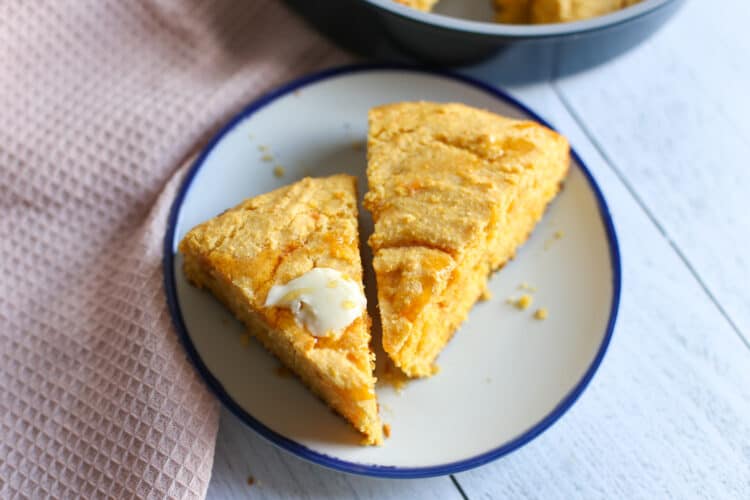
[264,267,366,337]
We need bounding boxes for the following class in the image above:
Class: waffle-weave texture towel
[0,1,347,497]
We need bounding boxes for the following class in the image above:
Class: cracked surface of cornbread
[179,175,383,445]
[365,102,569,377]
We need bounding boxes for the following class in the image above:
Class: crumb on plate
[515,294,533,310]
[273,165,285,178]
[534,308,548,320]
[545,230,565,250]
[261,154,273,162]
[383,423,391,439]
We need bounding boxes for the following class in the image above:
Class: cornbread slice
[494,0,533,24]
[179,175,383,445]
[365,102,569,377]
[395,0,640,23]
[531,0,641,23]
[393,0,440,11]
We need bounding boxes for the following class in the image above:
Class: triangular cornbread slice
[179,175,383,445]
[365,102,570,377]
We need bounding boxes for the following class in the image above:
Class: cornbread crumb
[431,364,441,375]
[383,423,392,438]
[247,476,255,486]
[273,165,285,178]
[275,365,292,378]
[518,282,536,292]
[479,288,493,301]
[515,294,533,310]
[534,308,548,320]
[352,140,366,152]
[261,154,273,162]
[545,230,565,250]
[239,333,251,347]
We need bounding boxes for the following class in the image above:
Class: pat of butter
[264,268,366,337]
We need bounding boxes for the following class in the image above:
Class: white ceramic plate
[164,65,620,478]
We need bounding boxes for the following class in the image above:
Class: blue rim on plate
[162,63,622,479]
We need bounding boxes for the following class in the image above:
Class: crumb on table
[534,308,548,320]
[273,165,285,178]
[383,423,391,439]
[515,294,533,310]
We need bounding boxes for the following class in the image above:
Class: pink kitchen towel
[0,1,348,497]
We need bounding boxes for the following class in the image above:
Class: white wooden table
[207,2,750,498]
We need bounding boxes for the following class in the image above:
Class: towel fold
[0,1,348,497]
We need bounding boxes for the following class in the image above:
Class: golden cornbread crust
[179,175,383,445]
[365,102,569,377]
